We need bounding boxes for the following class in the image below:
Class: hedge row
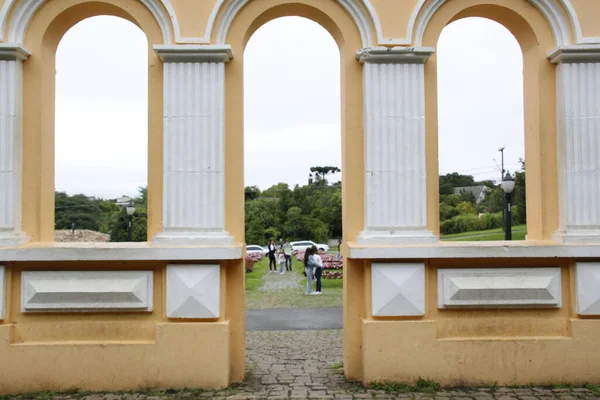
[440,207,524,235]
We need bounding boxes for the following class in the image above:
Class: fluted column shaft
[0,44,29,246]
[551,46,600,243]
[356,47,436,244]
[153,45,233,246]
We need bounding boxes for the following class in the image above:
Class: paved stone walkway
[260,270,301,291]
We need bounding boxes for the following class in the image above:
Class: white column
[356,47,437,245]
[152,45,234,246]
[0,44,29,247]
[550,45,600,244]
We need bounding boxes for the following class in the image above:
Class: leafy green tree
[459,190,477,206]
[439,181,454,195]
[513,159,526,225]
[55,192,102,231]
[477,187,504,214]
[439,173,475,189]
[244,186,261,201]
[108,187,147,242]
[310,166,340,185]
[439,203,459,221]
[456,201,477,216]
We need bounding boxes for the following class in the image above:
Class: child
[278,250,286,274]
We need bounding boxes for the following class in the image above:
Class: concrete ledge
[348,240,600,259]
[0,242,243,261]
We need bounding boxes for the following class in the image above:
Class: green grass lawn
[245,256,343,310]
[245,258,270,292]
[441,224,527,241]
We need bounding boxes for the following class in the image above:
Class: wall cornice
[0,43,29,60]
[153,44,233,62]
[356,46,434,64]
[548,44,600,63]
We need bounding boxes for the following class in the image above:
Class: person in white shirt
[278,250,286,274]
[308,245,323,295]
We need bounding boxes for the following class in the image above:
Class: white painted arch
[1,0,597,47]
[0,0,177,44]
[409,0,588,48]
[209,0,379,48]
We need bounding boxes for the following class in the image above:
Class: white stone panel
[166,264,220,318]
[152,46,233,246]
[356,48,436,245]
[575,262,600,315]
[371,262,425,316]
[0,266,5,319]
[554,60,600,243]
[21,271,153,312]
[0,46,29,246]
[438,268,562,309]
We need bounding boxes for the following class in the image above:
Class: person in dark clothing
[303,246,315,294]
[309,245,323,295]
[267,240,277,272]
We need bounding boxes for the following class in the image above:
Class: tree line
[245,166,341,244]
[55,187,147,241]
[53,162,526,242]
[438,159,526,234]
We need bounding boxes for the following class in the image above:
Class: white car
[246,245,268,255]
[290,240,329,253]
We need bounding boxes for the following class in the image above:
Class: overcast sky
[55,16,524,198]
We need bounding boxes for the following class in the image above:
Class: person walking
[303,246,315,295]
[267,240,277,273]
[278,250,286,274]
[283,239,293,271]
[309,245,324,295]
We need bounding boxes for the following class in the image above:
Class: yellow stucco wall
[571,0,600,38]
[0,261,234,393]
[169,0,216,41]
[1,0,600,394]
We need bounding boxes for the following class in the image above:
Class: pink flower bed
[294,250,343,279]
[245,252,263,272]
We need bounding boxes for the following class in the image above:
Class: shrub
[440,212,503,235]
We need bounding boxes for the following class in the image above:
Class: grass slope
[441,224,527,241]
[245,257,343,310]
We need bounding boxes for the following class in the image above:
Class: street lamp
[501,170,515,240]
[126,200,135,241]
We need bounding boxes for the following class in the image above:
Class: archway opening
[437,17,526,242]
[54,16,148,243]
[242,14,344,379]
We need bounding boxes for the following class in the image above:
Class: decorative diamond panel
[166,264,220,318]
[21,271,153,312]
[438,268,561,309]
[576,262,600,315]
[371,263,425,316]
[0,266,5,319]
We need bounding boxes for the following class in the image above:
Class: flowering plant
[294,250,343,279]
[245,252,263,272]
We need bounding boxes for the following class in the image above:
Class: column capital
[548,44,600,64]
[153,44,233,63]
[0,43,30,61]
[356,46,435,64]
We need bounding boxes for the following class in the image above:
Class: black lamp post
[501,171,515,240]
[126,200,135,241]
